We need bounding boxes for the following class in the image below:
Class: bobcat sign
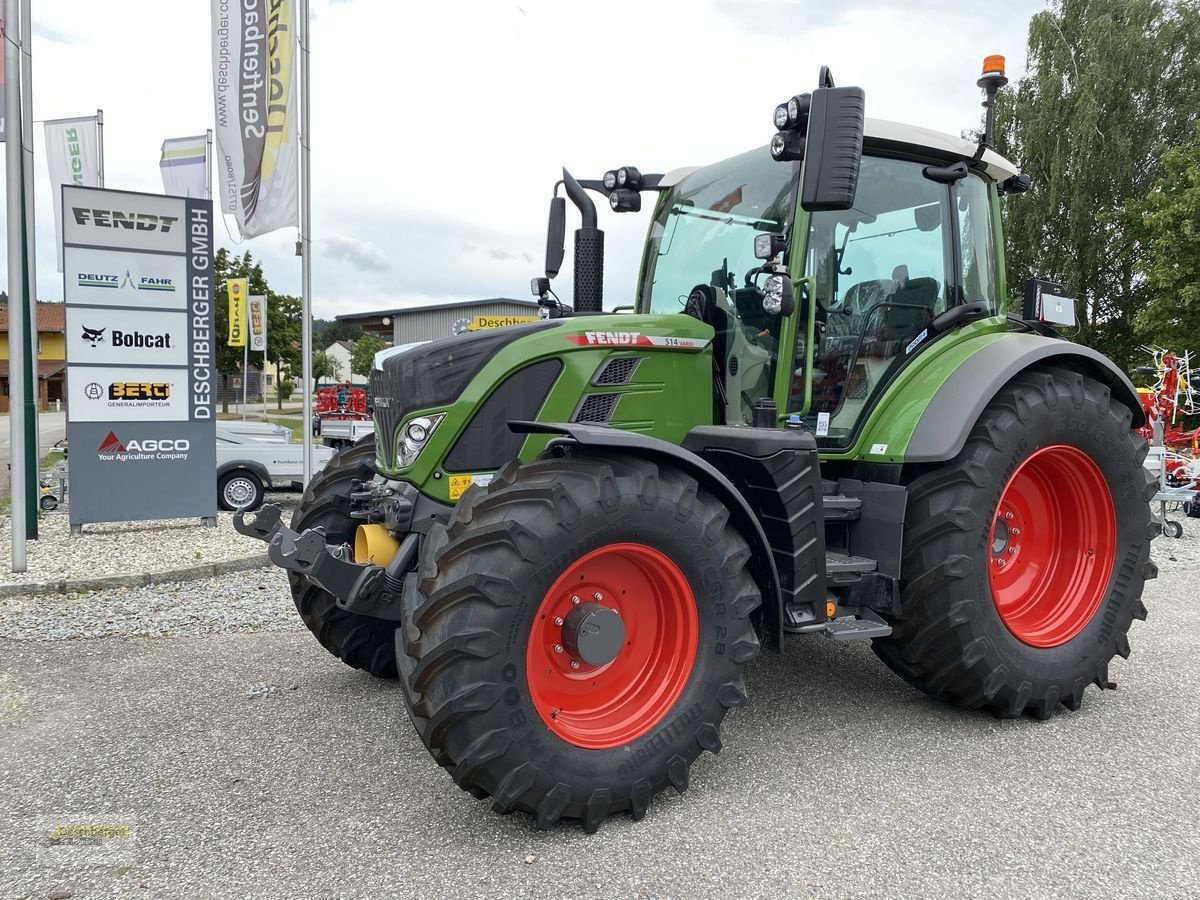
[62,185,216,529]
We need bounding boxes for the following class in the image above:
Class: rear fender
[512,421,785,650]
[904,333,1144,462]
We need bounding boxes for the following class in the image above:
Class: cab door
[781,154,999,445]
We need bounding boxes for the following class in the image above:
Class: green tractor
[238,59,1158,831]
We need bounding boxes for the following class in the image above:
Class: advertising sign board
[63,185,217,526]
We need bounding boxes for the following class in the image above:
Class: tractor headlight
[602,170,618,191]
[774,104,790,130]
[763,274,785,314]
[396,414,444,468]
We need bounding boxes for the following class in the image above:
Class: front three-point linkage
[234,504,409,621]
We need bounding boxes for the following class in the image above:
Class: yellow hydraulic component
[355,524,400,566]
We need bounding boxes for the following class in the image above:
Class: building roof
[337,297,538,322]
[0,302,66,333]
[0,360,67,378]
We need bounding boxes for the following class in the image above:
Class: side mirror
[800,86,865,212]
[545,196,566,278]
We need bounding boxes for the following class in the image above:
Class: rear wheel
[289,434,398,678]
[398,453,760,831]
[873,366,1159,718]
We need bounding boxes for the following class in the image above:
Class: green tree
[214,248,304,413]
[1130,125,1200,349]
[349,333,387,379]
[314,318,363,348]
[267,294,302,409]
[993,0,1200,372]
[312,350,339,392]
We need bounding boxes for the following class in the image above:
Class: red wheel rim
[526,543,699,750]
[988,444,1116,648]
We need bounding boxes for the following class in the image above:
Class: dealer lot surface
[2,556,1197,899]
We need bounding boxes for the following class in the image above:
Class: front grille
[573,393,620,424]
[593,356,642,386]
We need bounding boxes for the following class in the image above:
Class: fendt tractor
[239,58,1159,831]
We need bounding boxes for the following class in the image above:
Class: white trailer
[217,423,337,511]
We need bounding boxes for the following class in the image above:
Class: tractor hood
[368,314,715,479]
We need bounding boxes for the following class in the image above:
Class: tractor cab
[636,121,1019,445]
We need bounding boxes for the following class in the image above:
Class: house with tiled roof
[0,301,67,412]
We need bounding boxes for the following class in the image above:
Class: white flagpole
[5,0,28,569]
[205,128,213,201]
[299,0,313,485]
[95,108,104,185]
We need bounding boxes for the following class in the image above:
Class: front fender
[511,421,785,650]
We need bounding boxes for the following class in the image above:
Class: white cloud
[1,0,1045,320]
[322,233,391,272]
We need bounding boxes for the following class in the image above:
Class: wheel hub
[226,479,254,505]
[561,602,625,667]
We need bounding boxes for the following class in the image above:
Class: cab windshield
[638,147,798,314]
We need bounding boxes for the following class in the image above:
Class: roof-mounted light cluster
[769,93,811,162]
[602,166,643,212]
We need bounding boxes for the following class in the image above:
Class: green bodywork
[376,144,1038,496]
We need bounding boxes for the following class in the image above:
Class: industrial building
[336,298,540,346]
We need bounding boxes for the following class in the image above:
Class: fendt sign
[63,185,216,529]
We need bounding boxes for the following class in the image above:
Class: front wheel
[398,454,761,831]
[873,366,1158,718]
[218,470,265,512]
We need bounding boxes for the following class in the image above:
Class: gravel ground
[0,522,1197,898]
[0,493,298,587]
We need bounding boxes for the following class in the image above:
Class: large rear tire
[289,434,398,679]
[873,366,1159,718]
[397,453,760,831]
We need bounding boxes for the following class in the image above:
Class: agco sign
[97,430,190,461]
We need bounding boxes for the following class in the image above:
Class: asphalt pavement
[1,564,1198,899]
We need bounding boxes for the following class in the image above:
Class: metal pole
[95,108,103,185]
[19,0,36,540]
[5,0,28,570]
[242,342,248,419]
[205,128,213,201]
[299,0,313,485]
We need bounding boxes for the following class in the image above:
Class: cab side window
[794,156,954,435]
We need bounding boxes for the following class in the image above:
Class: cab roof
[660,118,1020,187]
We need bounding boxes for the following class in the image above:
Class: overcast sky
[1,0,1047,320]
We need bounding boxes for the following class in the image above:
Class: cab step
[822,494,863,523]
[825,551,877,576]
[823,611,892,641]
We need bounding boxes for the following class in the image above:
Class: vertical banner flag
[160,134,209,198]
[210,0,299,238]
[227,278,247,346]
[247,294,267,352]
[46,116,103,270]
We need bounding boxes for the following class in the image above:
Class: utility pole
[299,0,313,486]
[4,0,29,569]
[18,0,35,539]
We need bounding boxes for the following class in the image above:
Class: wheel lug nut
[1008,547,1016,555]
[996,558,1006,567]
[554,617,564,626]
[1011,528,1020,536]
[611,608,619,616]
[593,591,603,601]
[1004,511,1014,520]
[554,644,563,654]
[570,660,580,670]
[570,595,580,605]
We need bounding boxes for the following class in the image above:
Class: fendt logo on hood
[565,331,710,350]
[97,431,190,461]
